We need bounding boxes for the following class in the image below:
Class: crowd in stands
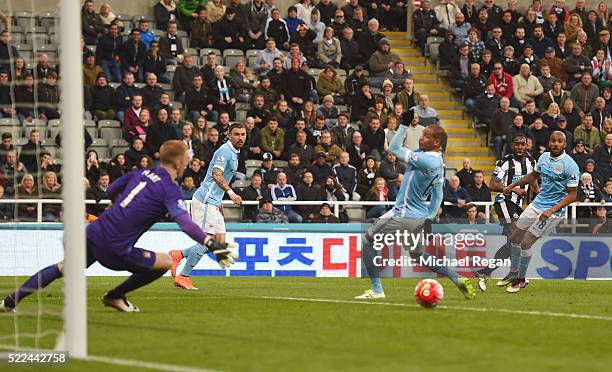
[421,0,612,232]
[0,1,611,231]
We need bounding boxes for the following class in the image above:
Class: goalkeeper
[1,140,237,313]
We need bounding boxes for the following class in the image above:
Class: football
[414,279,444,308]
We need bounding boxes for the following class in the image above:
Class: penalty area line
[246,295,612,321]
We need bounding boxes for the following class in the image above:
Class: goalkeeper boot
[354,290,386,299]
[496,272,518,287]
[169,250,183,277]
[0,299,15,313]
[102,294,140,312]
[477,273,489,292]
[174,275,198,290]
[457,278,476,299]
[506,277,528,294]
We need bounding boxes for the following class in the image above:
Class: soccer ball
[414,279,444,308]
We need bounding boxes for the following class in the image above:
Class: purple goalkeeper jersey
[87,167,202,255]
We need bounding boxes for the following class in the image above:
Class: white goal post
[59,0,87,358]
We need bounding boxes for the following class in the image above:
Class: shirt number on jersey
[120,181,147,208]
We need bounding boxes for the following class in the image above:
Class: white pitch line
[245,295,612,321]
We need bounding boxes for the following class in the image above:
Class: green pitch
[1,277,611,371]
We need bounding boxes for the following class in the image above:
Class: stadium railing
[0,200,610,232]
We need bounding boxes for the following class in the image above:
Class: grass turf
[1,277,611,371]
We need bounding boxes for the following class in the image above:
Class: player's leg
[102,248,171,312]
[354,211,397,299]
[2,245,98,311]
[497,206,535,287]
[507,214,562,293]
[176,203,225,289]
[169,198,204,277]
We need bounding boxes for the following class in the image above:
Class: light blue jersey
[532,152,579,212]
[193,142,239,207]
[388,126,445,219]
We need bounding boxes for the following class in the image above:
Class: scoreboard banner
[0,226,610,279]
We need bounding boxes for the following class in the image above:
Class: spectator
[282,57,310,112]
[119,29,146,83]
[385,62,411,94]
[123,95,145,134]
[443,175,472,219]
[116,73,141,123]
[330,9,348,37]
[255,39,283,75]
[464,203,484,224]
[592,133,612,180]
[463,63,487,113]
[472,7,492,42]
[159,21,185,65]
[0,184,12,221]
[309,8,326,42]
[81,0,104,45]
[1,150,26,193]
[412,0,439,55]
[574,114,601,153]
[311,202,340,223]
[153,93,174,121]
[577,172,603,220]
[368,38,401,88]
[143,41,169,84]
[320,175,349,222]
[91,73,116,120]
[513,63,544,107]
[316,95,339,126]
[147,109,179,162]
[572,139,590,171]
[314,129,342,163]
[316,0,337,26]
[206,0,226,23]
[450,42,471,89]
[316,27,342,68]
[86,172,109,217]
[333,152,359,200]
[501,45,519,76]
[344,65,368,106]
[14,73,36,123]
[346,130,369,169]
[284,5,306,36]
[0,30,19,74]
[83,51,103,87]
[37,71,60,120]
[179,121,203,162]
[465,28,486,63]
[177,0,205,32]
[540,80,569,113]
[141,73,164,109]
[564,42,593,88]
[339,26,361,72]
[486,27,505,61]
[530,118,550,156]
[154,0,178,32]
[521,99,540,127]
[183,158,206,186]
[448,12,471,44]
[272,100,294,130]
[270,172,302,222]
[247,94,272,130]
[283,153,306,185]
[243,0,268,50]
[394,77,419,113]
[591,206,612,234]
[475,82,501,127]
[358,18,385,61]
[467,170,490,218]
[208,66,236,120]
[554,115,574,152]
[124,137,149,169]
[378,150,405,186]
[456,158,477,188]
[541,47,566,84]
[0,132,13,165]
[355,155,377,197]
[287,129,315,163]
[106,153,127,182]
[507,114,533,152]
[188,8,213,49]
[252,76,279,112]
[0,71,14,118]
[15,174,38,222]
[256,197,289,223]
[591,97,611,132]
[489,62,514,103]
[570,74,599,115]
[413,95,440,126]
[317,66,345,102]
[364,177,389,220]
[265,9,290,50]
[214,8,247,51]
[18,129,45,173]
[362,96,388,131]
[172,53,197,102]
[177,175,196,199]
[239,172,267,222]
[330,112,354,150]
[260,116,284,159]
[529,25,554,59]
[230,60,260,104]
[311,152,333,184]
[603,180,612,215]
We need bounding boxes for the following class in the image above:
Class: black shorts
[494,201,523,232]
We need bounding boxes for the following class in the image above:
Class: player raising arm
[355,110,475,300]
[1,141,237,313]
[170,122,246,289]
[501,131,579,293]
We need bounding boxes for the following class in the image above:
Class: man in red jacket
[488,62,518,107]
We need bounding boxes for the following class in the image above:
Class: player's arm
[212,167,242,205]
[489,160,507,192]
[502,170,540,195]
[388,122,411,162]
[106,171,135,202]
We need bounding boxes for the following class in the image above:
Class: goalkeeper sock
[510,243,521,272]
[106,269,166,299]
[5,264,63,308]
[362,240,384,293]
[518,248,532,279]
[181,243,208,277]
[421,253,460,285]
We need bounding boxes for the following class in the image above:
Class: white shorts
[191,198,226,235]
[514,204,563,238]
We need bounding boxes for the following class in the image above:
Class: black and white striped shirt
[492,153,536,206]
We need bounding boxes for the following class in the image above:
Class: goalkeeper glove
[205,239,239,269]
[400,109,414,127]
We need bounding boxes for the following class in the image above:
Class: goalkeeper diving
[1,140,237,313]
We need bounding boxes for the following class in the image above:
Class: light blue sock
[421,253,460,285]
[510,243,521,272]
[180,243,208,277]
[518,248,532,278]
[362,240,384,293]
[181,246,193,259]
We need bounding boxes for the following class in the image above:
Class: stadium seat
[223,49,244,57]
[224,55,243,69]
[47,126,60,140]
[11,25,24,34]
[170,101,183,110]
[14,11,35,29]
[98,120,121,128]
[23,126,47,139]
[16,44,33,52]
[1,126,23,140]
[108,82,121,89]
[232,180,251,189]
[0,118,20,127]
[89,138,108,147]
[223,205,242,221]
[429,43,440,64]
[85,126,97,140]
[85,45,96,53]
[184,48,198,57]
[236,102,250,110]
[199,48,221,56]
[180,37,190,49]
[10,34,24,44]
[246,49,259,58]
[35,44,57,53]
[247,56,258,68]
[132,15,154,23]
[109,138,129,148]
[24,118,47,127]
[134,82,146,89]
[235,109,247,122]
[27,33,48,47]
[153,30,164,38]
[15,137,29,146]
[272,160,288,169]
[111,146,129,157]
[166,64,177,73]
[24,26,47,34]
[83,119,96,127]
[346,206,365,222]
[100,127,123,143]
[89,146,110,160]
[176,30,187,38]
[37,11,56,28]
[48,119,61,127]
